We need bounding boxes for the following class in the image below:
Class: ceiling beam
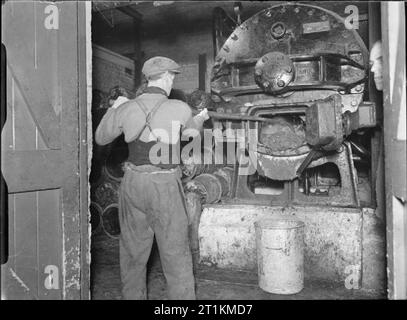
[92,1,141,12]
[117,6,143,21]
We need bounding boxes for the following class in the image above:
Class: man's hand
[111,96,129,109]
[197,108,210,121]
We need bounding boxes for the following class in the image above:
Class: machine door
[1,1,89,299]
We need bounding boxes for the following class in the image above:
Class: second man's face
[369,42,383,91]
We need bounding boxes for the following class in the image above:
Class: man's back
[95,89,192,146]
[132,92,192,144]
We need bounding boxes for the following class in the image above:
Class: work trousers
[118,163,196,300]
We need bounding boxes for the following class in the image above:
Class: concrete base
[199,204,386,292]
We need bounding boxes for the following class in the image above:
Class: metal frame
[78,1,92,300]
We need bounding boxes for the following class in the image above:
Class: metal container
[254,218,304,294]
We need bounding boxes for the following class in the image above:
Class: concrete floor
[90,232,385,300]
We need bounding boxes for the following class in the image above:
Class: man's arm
[94,96,131,145]
[95,108,122,146]
[182,108,210,138]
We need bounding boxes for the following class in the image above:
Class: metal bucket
[254,218,304,294]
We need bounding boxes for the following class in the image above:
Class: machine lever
[193,109,279,124]
[296,149,325,177]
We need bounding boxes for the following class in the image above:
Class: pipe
[193,109,282,124]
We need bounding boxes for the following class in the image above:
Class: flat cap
[142,56,181,77]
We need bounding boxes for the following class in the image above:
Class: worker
[95,56,209,300]
[370,40,383,91]
[369,40,386,226]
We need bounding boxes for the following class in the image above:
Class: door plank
[13,78,37,151]
[33,2,62,117]
[58,2,82,300]
[2,66,14,151]
[14,192,38,299]
[78,2,91,300]
[6,66,48,151]
[381,2,407,299]
[0,266,37,300]
[2,150,63,193]
[37,189,62,299]
[8,194,15,268]
[2,2,61,149]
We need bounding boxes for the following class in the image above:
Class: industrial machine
[184,2,376,209]
[183,3,384,290]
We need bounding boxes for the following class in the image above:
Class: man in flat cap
[95,57,209,300]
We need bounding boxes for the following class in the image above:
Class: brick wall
[142,27,214,94]
[92,44,136,95]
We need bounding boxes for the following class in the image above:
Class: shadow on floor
[90,232,385,300]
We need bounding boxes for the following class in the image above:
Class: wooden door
[382,2,407,299]
[1,1,90,299]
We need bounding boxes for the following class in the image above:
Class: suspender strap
[137,97,167,141]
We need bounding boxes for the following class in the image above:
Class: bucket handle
[265,246,291,255]
[265,246,283,250]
